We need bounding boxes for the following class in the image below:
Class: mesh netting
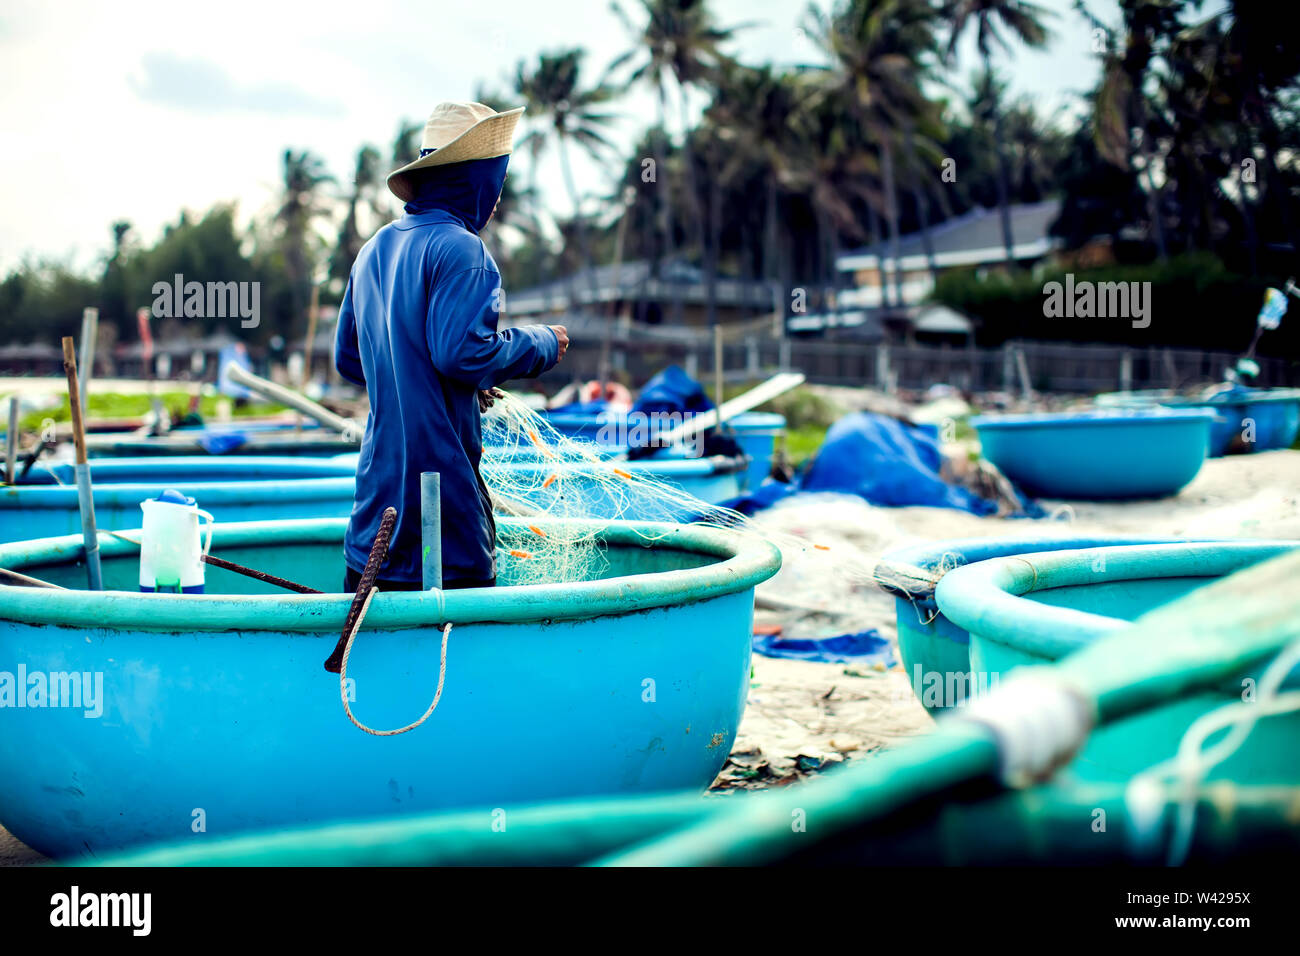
[478,390,875,590]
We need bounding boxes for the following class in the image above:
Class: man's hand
[477,387,505,413]
[549,325,569,361]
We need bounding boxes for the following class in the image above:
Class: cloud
[130,51,344,117]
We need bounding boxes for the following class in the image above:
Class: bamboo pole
[224,363,358,438]
[61,336,103,590]
[5,396,17,485]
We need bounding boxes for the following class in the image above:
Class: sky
[0,0,1115,275]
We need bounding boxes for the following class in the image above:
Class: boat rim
[970,408,1217,430]
[872,534,1230,600]
[0,516,782,631]
[933,541,1299,660]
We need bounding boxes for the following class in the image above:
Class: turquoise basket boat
[1093,387,1300,456]
[972,408,1215,499]
[0,516,780,858]
[1161,387,1300,455]
[873,534,1235,713]
[540,410,786,491]
[934,541,1300,783]
[0,457,356,545]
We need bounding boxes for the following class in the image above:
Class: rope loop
[338,586,453,737]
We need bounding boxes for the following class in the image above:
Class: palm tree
[330,145,381,285]
[804,0,943,308]
[276,149,334,336]
[389,119,423,217]
[708,64,807,304]
[514,48,621,318]
[1080,0,1185,260]
[943,0,1052,267]
[610,0,743,320]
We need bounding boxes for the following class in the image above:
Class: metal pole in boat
[61,337,103,591]
[78,307,98,420]
[5,396,17,485]
[421,472,442,590]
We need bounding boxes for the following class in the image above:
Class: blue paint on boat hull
[934,542,1300,783]
[0,517,780,858]
[0,457,357,545]
[875,535,1243,713]
[973,409,1215,499]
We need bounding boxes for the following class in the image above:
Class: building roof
[837,200,1062,272]
[912,304,974,336]
[508,260,778,316]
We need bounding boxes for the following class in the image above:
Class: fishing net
[477,390,878,592]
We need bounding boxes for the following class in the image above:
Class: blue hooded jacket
[335,156,559,584]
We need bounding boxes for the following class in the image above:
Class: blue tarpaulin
[631,364,715,417]
[753,628,896,666]
[722,411,1040,517]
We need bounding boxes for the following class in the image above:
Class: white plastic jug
[139,489,214,593]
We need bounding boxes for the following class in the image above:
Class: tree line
[3,0,1298,354]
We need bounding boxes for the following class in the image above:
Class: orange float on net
[509,549,532,559]
[612,468,633,480]
[528,525,547,538]
[542,473,558,488]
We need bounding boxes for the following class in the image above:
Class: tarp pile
[724,411,1041,518]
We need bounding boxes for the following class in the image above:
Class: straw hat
[387,101,525,202]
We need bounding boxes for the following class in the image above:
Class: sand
[2,449,1295,858]
[713,448,1300,790]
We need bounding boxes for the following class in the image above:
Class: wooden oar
[615,371,805,459]
[224,363,359,438]
[0,567,65,589]
[4,396,17,485]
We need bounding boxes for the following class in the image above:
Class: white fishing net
[478,390,881,591]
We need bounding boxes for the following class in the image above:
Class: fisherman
[334,102,568,592]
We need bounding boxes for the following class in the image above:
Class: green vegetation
[930,252,1280,349]
[726,382,844,467]
[9,392,285,435]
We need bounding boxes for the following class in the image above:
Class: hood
[403,155,509,234]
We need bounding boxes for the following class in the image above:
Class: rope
[1126,636,1300,865]
[337,585,453,736]
[955,667,1094,786]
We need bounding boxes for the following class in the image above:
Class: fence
[541,337,1297,395]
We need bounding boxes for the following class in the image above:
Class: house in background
[504,260,778,328]
[836,200,1062,311]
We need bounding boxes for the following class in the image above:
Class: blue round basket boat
[973,408,1215,499]
[934,541,1299,783]
[1160,387,1300,455]
[872,534,1244,712]
[0,516,780,858]
[539,410,786,491]
[0,456,356,545]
